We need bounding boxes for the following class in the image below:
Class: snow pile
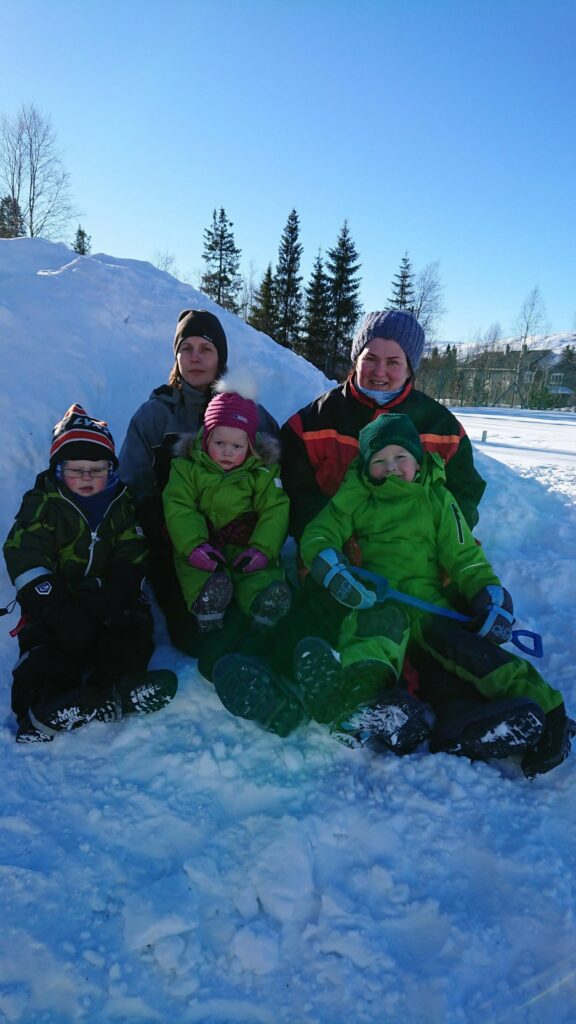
[0,239,575,1024]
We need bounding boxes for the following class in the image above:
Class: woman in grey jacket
[119,309,278,653]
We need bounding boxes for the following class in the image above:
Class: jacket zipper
[57,486,127,576]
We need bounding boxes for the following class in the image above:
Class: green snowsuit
[162,433,289,616]
[300,453,562,716]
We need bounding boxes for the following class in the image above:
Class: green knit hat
[359,414,424,469]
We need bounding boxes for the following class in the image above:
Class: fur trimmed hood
[172,429,281,467]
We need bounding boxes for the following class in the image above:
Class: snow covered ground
[1,240,575,1024]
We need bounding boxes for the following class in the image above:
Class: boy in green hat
[295,413,571,778]
[214,413,572,779]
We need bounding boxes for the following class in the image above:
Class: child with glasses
[3,404,177,743]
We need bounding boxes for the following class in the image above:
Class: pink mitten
[187,543,226,572]
[232,547,269,574]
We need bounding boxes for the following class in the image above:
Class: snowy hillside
[1,239,576,1024]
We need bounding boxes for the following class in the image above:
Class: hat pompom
[213,369,258,402]
[204,372,259,446]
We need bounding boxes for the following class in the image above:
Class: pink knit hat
[204,391,259,446]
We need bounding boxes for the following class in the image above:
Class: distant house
[458,345,576,408]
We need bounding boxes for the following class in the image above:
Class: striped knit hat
[49,404,118,467]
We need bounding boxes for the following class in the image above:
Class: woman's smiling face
[355,338,410,391]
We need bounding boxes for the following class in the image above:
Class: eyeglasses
[63,467,109,479]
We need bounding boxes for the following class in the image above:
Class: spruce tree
[325,220,362,377]
[299,251,332,369]
[72,224,91,255]
[0,194,24,238]
[388,252,415,310]
[273,209,303,349]
[200,208,242,313]
[248,264,278,338]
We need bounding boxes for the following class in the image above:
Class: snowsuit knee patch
[356,603,408,643]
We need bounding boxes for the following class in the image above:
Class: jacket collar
[347,373,414,410]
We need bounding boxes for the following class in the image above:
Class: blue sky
[2,0,575,342]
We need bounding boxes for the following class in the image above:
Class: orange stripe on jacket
[420,427,463,462]
[303,429,360,449]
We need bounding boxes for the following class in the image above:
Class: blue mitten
[469,585,514,644]
[310,549,376,610]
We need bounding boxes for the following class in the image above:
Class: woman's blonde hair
[168,362,182,388]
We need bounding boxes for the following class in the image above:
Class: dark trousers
[147,535,202,657]
[197,576,347,682]
[12,605,154,721]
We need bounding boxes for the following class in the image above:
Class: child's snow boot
[430,697,546,761]
[29,685,121,736]
[114,669,178,716]
[250,581,292,628]
[212,653,306,736]
[15,712,55,744]
[192,574,234,633]
[521,703,574,778]
[335,680,431,755]
[292,636,344,722]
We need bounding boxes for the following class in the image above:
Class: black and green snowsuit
[3,470,154,719]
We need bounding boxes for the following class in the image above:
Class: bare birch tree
[412,260,446,343]
[0,104,74,238]
[514,286,546,348]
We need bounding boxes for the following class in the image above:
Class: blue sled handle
[509,630,543,658]
[350,567,544,658]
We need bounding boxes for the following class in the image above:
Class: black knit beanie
[359,413,424,469]
[351,310,425,372]
[173,309,228,374]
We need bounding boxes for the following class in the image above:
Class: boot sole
[293,637,343,722]
[119,670,178,715]
[31,692,120,733]
[439,707,545,760]
[341,691,430,755]
[213,655,304,736]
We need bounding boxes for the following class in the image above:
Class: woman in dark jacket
[281,308,485,541]
[119,309,278,653]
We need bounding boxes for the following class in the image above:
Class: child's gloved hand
[18,575,95,651]
[187,543,227,572]
[18,574,67,625]
[232,548,269,573]
[310,549,376,610]
[468,585,514,644]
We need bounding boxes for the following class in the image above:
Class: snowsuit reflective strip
[281,375,486,539]
[300,454,562,716]
[162,440,289,615]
